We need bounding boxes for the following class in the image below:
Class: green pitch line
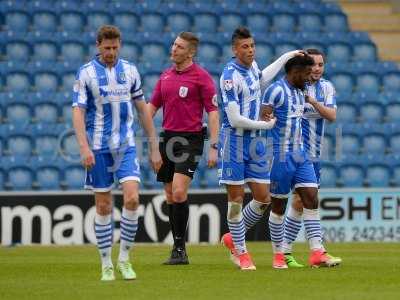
[0,243,399,300]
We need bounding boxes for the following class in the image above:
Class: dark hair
[97,25,121,43]
[231,26,252,45]
[178,31,199,51]
[284,55,315,73]
[306,48,326,61]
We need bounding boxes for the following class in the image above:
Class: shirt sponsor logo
[224,80,233,91]
[179,86,188,98]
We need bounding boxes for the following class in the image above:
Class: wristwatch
[210,143,218,150]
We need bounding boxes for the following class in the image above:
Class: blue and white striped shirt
[302,78,337,158]
[262,77,305,155]
[72,56,144,153]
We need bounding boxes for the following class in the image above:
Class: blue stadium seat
[142,73,160,98]
[34,72,59,92]
[32,41,58,61]
[36,166,61,190]
[353,42,377,61]
[274,42,299,58]
[61,103,72,124]
[336,102,357,123]
[298,13,323,32]
[141,13,165,32]
[141,43,167,63]
[327,42,352,62]
[61,134,80,161]
[366,164,390,187]
[329,73,354,95]
[5,11,31,32]
[60,72,75,92]
[7,167,34,190]
[7,135,32,157]
[321,133,334,158]
[324,13,348,32]
[5,103,31,124]
[341,133,361,155]
[114,12,139,33]
[197,42,221,63]
[256,43,274,66]
[193,13,219,33]
[389,133,400,154]
[32,10,57,32]
[6,41,31,62]
[356,72,380,93]
[359,102,383,123]
[220,13,244,32]
[35,135,59,157]
[59,11,85,32]
[320,163,337,187]
[63,166,85,189]
[339,164,364,187]
[0,169,4,190]
[382,72,400,92]
[34,102,59,124]
[272,13,296,32]
[363,133,386,155]
[86,11,113,32]
[246,13,270,33]
[203,168,219,188]
[385,102,400,123]
[221,43,233,62]
[166,12,192,33]
[392,165,400,187]
[119,42,141,62]
[60,41,86,62]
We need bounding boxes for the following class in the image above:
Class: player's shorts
[313,161,321,187]
[84,146,140,192]
[157,130,204,183]
[218,129,271,185]
[270,150,318,198]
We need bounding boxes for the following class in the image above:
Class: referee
[149,32,219,265]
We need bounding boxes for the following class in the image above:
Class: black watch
[210,143,218,150]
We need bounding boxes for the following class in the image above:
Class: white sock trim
[95,213,111,225]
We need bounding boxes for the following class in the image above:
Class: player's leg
[86,152,115,281]
[244,182,270,230]
[282,193,304,267]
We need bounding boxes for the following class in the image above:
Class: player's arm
[135,100,162,172]
[305,95,336,122]
[259,50,305,87]
[148,77,162,118]
[72,68,94,168]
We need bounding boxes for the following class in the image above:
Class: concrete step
[369,32,400,62]
[339,1,393,15]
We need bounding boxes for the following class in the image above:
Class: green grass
[1,243,399,300]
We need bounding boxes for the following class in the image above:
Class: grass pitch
[0,242,399,300]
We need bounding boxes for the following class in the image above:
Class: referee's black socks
[173,201,189,250]
[167,203,176,245]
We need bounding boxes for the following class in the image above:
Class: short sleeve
[130,65,144,101]
[325,81,337,108]
[150,78,163,108]
[262,83,284,108]
[220,69,239,106]
[200,70,218,113]
[72,67,89,108]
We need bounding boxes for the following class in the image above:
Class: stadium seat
[60,72,75,92]
[59,11,86,32]
[5,40,31,62]
[34,72,59,92]
[366,164,390,187]
[336,102,357,123]
[356,73,380,93]
[61,134,80,161]
[36,166,61,190]
[392,165,400,186]
[327,42,352,62]
[86,11,113,32]
[221,43,233,62]
[353,42,377,62]
[166,12,192,33]
[113,12,139,32]
[363,133,386,155]
[142,73,160,99]
[119,42,141,62]
[32,10,57,32]
[35,135,59,157]
[298,13,323,32]
[324,13,348,31]
[382,72,400,92]
[329,73,354,95]
[320,163,337,187]
[63,166,85,189]
[321,133,334,158]
[274,42,299,58]
[197,42,221,63]
[141,43,167,63]
[60,41,86,62]
[0,169,4,190]
[256,43,274,67]
[193,13,219,33]
[5,11,31,32]
[246,13,270,33]
[7,135,32,157]
[140,13,165,32]
[341,133,361,155]
[359,102,383,123]
[32,41,58,61]
[5,103,31,124]
[220,13,244,32]
[339,164,364,187]
[272,13,296,32]
[61,103,72,124]
[385,102,400,123]
[34,102,59,124]
[389,133,400,154]
[7,167,34,190]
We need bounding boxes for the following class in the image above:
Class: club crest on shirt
[179,86,188,98]
[224,80,233,91]
[119,72,126,82]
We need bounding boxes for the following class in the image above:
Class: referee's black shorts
[156,130,204,183]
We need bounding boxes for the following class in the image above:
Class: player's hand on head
[80,147,95,169]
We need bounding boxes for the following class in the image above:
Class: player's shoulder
[76,61,93,77]
[319,77,334,88]
[193,63,213,79]
[221,60,237,79]
[267,78,285,92]
[119,59,139,71]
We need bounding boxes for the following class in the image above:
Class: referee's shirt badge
[179,86,188,98]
